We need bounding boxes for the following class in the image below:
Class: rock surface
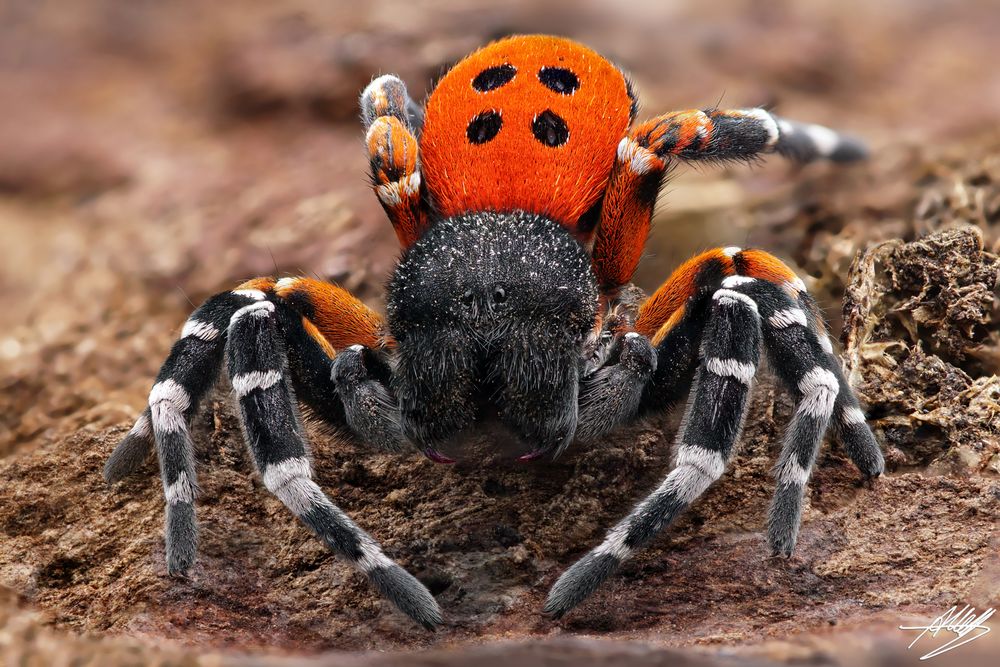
[1,1,998,664]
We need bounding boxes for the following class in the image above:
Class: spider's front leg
[547,276,763,617]
[105,277,442,628]
[547,251,884,618]
[226,287,438,627]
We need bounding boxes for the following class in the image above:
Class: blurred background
[0,1,997,665]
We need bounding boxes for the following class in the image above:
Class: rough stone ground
[0,1,998,665]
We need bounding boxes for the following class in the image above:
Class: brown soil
[0,1,997,664]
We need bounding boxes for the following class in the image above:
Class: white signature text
[899,605,995,660]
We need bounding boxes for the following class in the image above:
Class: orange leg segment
[361,76,431,248]
[590,138,667,291]
[593,107,866,292]
[271,277,385,352]
[636,247,817,345]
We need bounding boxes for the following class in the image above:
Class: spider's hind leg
[592,108,867,291]
[737,269,883,556]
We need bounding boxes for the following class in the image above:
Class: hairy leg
[361,75,431,247]
[592,108,866,290]
[273,277,405,453]
[546,282,763,616]
[227,296,440,627]
[547,248,882,616]
[106,288,270,571]
[105,277,444,626]
[736,278,883,554]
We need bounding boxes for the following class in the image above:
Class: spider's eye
[491,286,507,305]
[538,67,579,95]
[467,109,503,144]
[472,64,517,92]
[531,110,569,147]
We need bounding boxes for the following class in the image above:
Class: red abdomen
[420,35,633,237]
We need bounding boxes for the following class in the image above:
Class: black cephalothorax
[386,211,598,457]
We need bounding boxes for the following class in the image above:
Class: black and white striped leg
[104,290,260,484]
[227,301,441,629]
[151,380,200,574]
[544,286,762,617]
[773,117,868,163]
[107,289,265,573]
[576,332,657,442]
[828,362,884,478]
[748,280,881,556]
[753,282,839,556]
[815,317,884,478]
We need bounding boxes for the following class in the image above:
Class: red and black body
[105,35,883,630]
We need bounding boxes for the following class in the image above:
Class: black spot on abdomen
[532,110,569,147]
[472,64,517,92]
[538,67,580,95]
[467,110,503,144]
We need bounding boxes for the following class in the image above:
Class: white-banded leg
[360,74,423,135]
[105,289,266,573]
[820,328,885,480]
[544,284,762,617]
[772,116,869,163]
[104,290,262,484]
[828,364,885,478]
[226,299,441,628]
[787,291,883,479]
[746,279,883,556]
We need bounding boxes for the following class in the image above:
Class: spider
[104,35,885,629]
